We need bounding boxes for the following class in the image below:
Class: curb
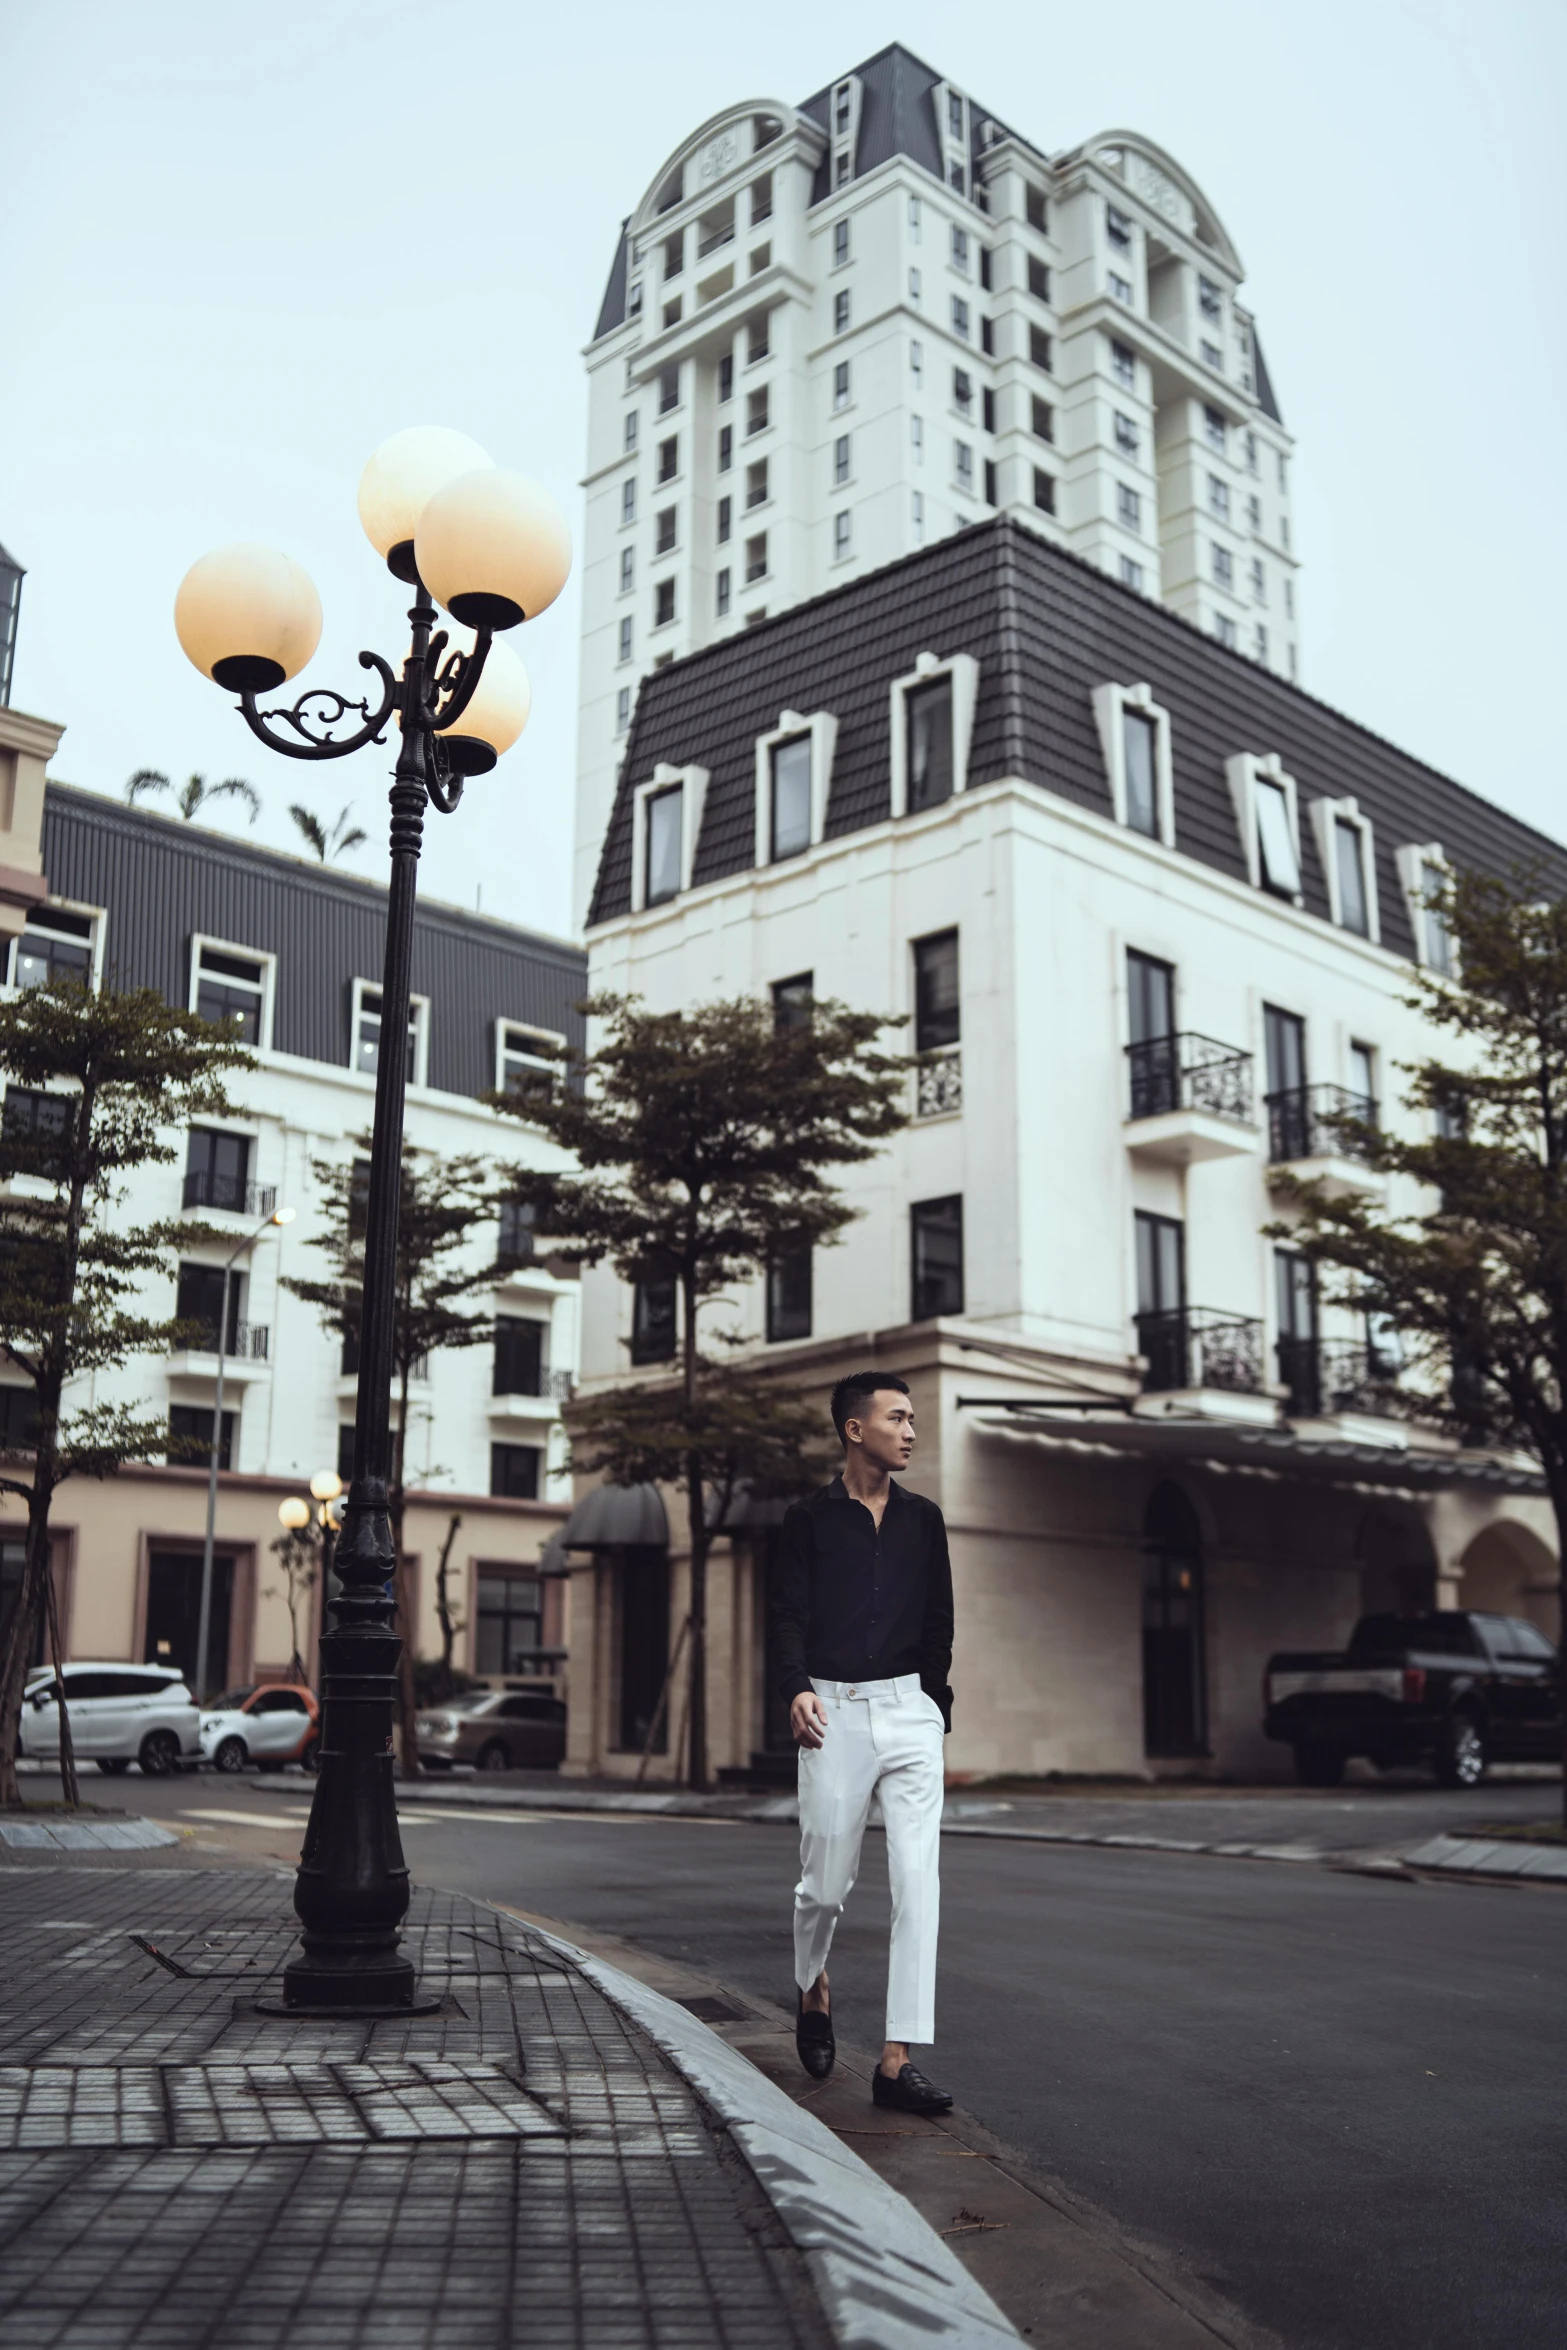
[1399,1832,1567,1883]
[530,1921,1022,2349]
[0,1814,178,1851]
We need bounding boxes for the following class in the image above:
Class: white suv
[20,1663,201,1775]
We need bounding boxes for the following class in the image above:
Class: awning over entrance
[562,1481,670,1550]
[962,1405,1545,1497]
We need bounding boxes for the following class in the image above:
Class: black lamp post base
[274,1936,435,2015]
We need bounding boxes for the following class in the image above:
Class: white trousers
[792,1673,945,2046]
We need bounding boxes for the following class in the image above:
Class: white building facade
[570,518,1559,1784]
[575,41,1299,928]
[1,780,588,1697]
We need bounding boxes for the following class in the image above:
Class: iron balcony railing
[915,1045,962,1120]
[182,1169,277,1217]
[493,1362,575,1404]
[1277,1335,1401,1419]
[1126,1033,1254,1124]
[1136,1306,1266,1395]
[1266,1084,1378,1166]
[178,1320,270,1361]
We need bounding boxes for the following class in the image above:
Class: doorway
[1142,1484,1208,1758]
[145,1549,234,1695]
[615,1546,671,1753]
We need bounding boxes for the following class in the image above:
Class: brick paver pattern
[0,1866,822,2349]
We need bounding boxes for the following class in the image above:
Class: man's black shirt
[769,1475,955,1730]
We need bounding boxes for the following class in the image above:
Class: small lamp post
[195,1204,295,1704]
[176,430,569,2013]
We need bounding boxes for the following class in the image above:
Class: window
[12,905,94,991]
[752,173,773,225]
[658,363,680,414]
[631,1263,678,1363]
[954,440,973,490]
[618,616,633,663]
[619,546,634,593]
[1117,483,1141,532]
[833,434,850,486]
[494,1315,545,1398]
[1256,780,1300,897]
[1106,204,1132,249]
[497,1196,537,1270]
[718,423,733,472]
[1026,185,1048,234]
[911,416,924,461]
[1027,255,1051,305]
[765,1240,812,1343]
[715,568,731,618]
[1245,429,1258,474]
[654,578,675,627]
[745,533,767,584]
[911,489,924,534]
[948,161,965,195]
[1111,339,1135,387]
[193,943,266,1042]
[1335,818,1370,936]
[624,412,639,453]
[833,511,851,559]
[833,219,849,266]
[2,1084,73,1180]
[1284,579,1295,619]
[1120,556,1144,590]
[1247,493,1262,530]
[1208,475,1230,519]
[1214,615,1237,649]
[1031,395,1054,442]
[168,1403,235,1473]
[353,984,422,1082]
[951,295,970,340]
[498,1022,555,1104]
[1199,342,1221,374]
[475,1570,544,1670]
[951,224,969,272]
[489,1444,540,1501]
[1135,1210,1185,1318]
[911,1196,964,1319]
[1108,271,1132,305]
[1424,866,1453,974]
[980,317,995,356]
[627,279,642,319]
[1032,468,1056,514]
[1212,545,1233,589]
[621,479,637,525]
[1250,557,1266,602]
[1203,405,1227,452]
[914,930,960,1053]
[663,229,683,280]
[772,973,813,1030]
[657,436,677,484]
[717,494,732,543]
[982,387,996,433]
[769,736,812,861]
[1128,949,1176,1061]
[832,360,851,411]
[655,507,676,555]
[979,246,992,290]
[909,265,922,302]
[183,1127,256,1215]
[1199,276,1221,320]
[910,339,923,385]
[719,354,734,403]
[1254,623,1269,662]
[909,194,922,240]
[643,784,682,907]
[175,1260,241,1355]
[1114,412,1139,456]
[1123,711,1159,838]
[1349,1040,1377,1111]
[906,676,954,810]
[1029,324,1053,372]
[834,288,851,333]
[747,387,769,435]
[748,320,769,364]
[745,459,768,510]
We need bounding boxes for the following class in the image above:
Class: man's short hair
[830,1372,911,1446]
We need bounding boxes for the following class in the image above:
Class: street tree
[125,769,261,825]
[284,1141,500,1772]
[289,802,368,862]
[266,1522,321,1683]
[491,992,909,1791]
[1269,866,1567,1821]
[0,979,252,1807]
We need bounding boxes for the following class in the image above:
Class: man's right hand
[790,1692,827,1750]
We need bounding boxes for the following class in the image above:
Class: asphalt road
[49,1770,1561,2350]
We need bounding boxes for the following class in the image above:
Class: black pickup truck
[1263,1610,1560,1788]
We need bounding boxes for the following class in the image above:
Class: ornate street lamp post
[177,429,569,2011]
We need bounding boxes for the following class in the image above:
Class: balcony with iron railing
[1277,1335,1402,1423]
[489,1364,575,1411]
[914,1046,962,1120]
[1136,1306,1267,1398]
[1124,1034,1258,1166]
[1265,1086,1383,1196]
[167,1318,272,1383]
[182,1169,277,1218]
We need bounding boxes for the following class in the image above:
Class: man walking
[769,1372,954,2114]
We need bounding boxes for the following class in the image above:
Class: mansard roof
[589,515,1566,943]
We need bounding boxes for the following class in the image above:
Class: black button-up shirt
[769,1475,955,1730]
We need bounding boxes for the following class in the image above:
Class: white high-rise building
[574,42,1300,927]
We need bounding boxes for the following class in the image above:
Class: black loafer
[872,2062,952,2114]
[796,1990,835,2080]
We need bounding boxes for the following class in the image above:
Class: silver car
[415,1689,566,1771]
[21,1662,201,1775]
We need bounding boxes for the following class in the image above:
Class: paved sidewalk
[0,1864,1017,2348]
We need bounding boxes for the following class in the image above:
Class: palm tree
[289,803,369,862]
[125,770,260,824]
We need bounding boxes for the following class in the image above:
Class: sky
[3,0,1564,939]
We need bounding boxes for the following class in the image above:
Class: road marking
[179,1809,305,1830]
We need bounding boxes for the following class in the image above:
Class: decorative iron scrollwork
[237,650,400,762]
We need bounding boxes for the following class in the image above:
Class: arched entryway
[1460,1521,1559,1644]
[1142,1483,1208,1758]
